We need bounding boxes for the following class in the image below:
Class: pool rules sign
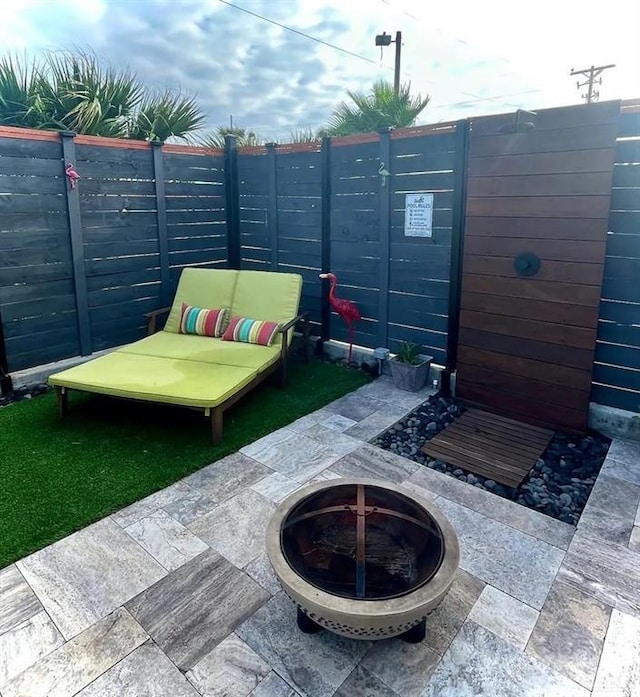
[404,193,434,237]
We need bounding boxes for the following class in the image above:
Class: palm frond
[129,90,205,142]
[323,80,430,136]
[200,126,262,149]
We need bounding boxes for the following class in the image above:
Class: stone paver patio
[2,377,640,696]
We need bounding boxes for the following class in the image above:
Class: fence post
[378,127,392,348]
[224,135,241,269]
[266,143,279,270]
[441,119,470,397]
[0,308,12,394]
[151,141,171,306]
[320,136,332,346]
[60,131,92,356]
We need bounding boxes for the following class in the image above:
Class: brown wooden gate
[456,101,620,433]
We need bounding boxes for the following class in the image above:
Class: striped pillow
[179,304,229,338]
[222,316,281,346]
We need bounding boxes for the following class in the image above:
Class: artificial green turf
[0,360,369,568]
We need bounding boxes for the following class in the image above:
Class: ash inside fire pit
[281,484,445,600]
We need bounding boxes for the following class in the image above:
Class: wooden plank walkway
[421,408,554,488]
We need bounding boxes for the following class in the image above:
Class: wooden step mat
[421,409,554,488]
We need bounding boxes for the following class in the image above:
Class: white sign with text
[404,193,434,237]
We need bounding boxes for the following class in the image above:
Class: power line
[217,0,382,67]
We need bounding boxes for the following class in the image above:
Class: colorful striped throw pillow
[222,316,281,346]
[179,304,229,338]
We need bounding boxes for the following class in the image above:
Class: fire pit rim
[266,477,460,618]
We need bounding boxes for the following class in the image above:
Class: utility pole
[375,30,403,95]
[570,64,616,103]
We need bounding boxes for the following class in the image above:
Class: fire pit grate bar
[356,484,366,598]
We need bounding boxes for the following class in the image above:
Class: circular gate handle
[514,252,541,277]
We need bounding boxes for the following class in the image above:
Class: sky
[1,0,639,142]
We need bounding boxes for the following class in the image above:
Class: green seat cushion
[164,268,239,334]
[49,352,257,408]
[118,332,281,370]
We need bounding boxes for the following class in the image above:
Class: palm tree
[201,126,262,148]
[321,80,430,136]
[0,51,204,141]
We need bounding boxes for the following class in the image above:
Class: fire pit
[266,478,459,642]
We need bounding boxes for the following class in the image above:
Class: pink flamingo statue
[65,163,80,189]
[319,272,361,363]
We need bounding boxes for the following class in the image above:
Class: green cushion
[231,271,302,324]
[119,332,281,370]
[49,352,257,408]
[165,268,239,334]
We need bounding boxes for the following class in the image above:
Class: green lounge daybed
[49,268,305,443]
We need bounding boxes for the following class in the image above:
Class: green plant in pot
[390,341,433,392]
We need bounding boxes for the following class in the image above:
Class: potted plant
[389,342,433,392]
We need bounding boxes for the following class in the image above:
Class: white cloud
[0,0,638,139]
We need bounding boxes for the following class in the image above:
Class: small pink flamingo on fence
[65,163,80,189]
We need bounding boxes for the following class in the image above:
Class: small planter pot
[390,356,432,392]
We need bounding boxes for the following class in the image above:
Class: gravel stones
[373,393,610,526]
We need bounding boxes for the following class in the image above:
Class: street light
[375,31,402,95]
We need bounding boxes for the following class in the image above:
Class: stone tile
[1,607,148,697]
[592,609,640,697]
[361,638,440,697]
[559,532,640,618]
[434,497,565,610]
[250,672,298,697]
[335,665,400,697]
[244,553,282,596]
[600,454,640,487]
[0,564,42,634]
[0,610,64,688]
[112,480,208,528]
[187,634,271,697]
[237,592,369,697]
[126,549,269,671]
[577,505,634,547]
[423,621,590,697]
[189,490,276,568]
[407,467,574,550]
[303,424,362,456]
[526,581,610,690]
[251,472,302,504]
[583,473,640,522]
[161,486,218,526]
[241,432,342,483]
[16,518,165,639]
[330,443,419,483]
[423,569,485,655]
[355,377,433,409]
[325,393,387,421]
[606,438,640,469]
[184,452,272,503]
[288,408,334,433]
[76,643,200,697]
[319,413,358,432]
[345,403,408,442]
[630,526,640,552]
[636,500,640,526]
[124,510,209,571]
[468,585,539,650]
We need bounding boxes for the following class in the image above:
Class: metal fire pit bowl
[266,478,460,642]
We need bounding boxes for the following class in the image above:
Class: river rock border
[372,393,611,526]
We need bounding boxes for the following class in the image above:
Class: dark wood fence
[1,99,639,420]
[0,128,227,371]
[592,100,640,413]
